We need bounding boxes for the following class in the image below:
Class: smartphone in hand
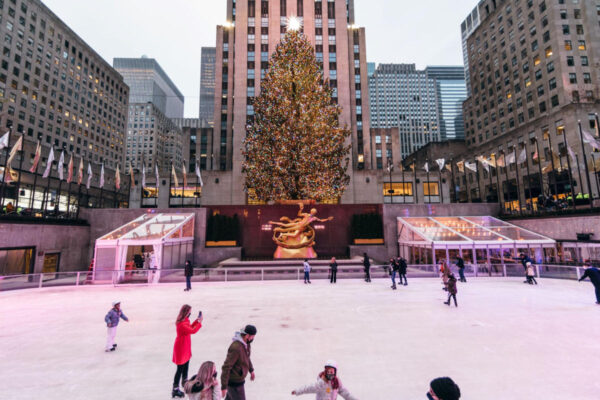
[198,311,202,319]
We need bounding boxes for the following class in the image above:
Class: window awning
[397,216,555,248]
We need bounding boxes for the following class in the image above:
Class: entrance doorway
[0,247,35,275]
[42,253,61,274]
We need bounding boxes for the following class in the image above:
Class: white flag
[582,130,600,150]
[567,146,577,165]
[171,163,179,188]
[155,163,160,188]
[423,162,429,172]
[86,162,93,189]
[0,131,9,150]
[517,148,527,164]
[435,158,445,171]
[99,163,105,188]
[58,150,65,180]
[195,163,204,187]
[42,147,55,178]
[505,152,516,165]
[465,161,477,172]
[141,162,146,189]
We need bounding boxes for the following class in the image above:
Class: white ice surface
[1,278,599,400]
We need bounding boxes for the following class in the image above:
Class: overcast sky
[43,0,477,118]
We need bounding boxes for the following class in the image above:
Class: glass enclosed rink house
[397,216,556,266]
[93,213,195,282]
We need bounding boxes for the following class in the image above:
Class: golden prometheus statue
[268,203,333,259]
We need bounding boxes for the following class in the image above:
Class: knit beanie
[241,324,257,335]
[430,377,461,400]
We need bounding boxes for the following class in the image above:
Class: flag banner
[86,162,93,189]
[30,141,41,173]
[506,151,516,165]
[195,162,203,187]
[541,162,553,174]
[496,153,506,168]
[551,151,562,172]
[582,130,600,150]
[410,163,415,171]
[182,162,188,187]
[517,148,527,164]
[58,151,65,180]
[465,161,477,172]
[99,163,105,188]
[567,146,577,165]
[476,156,489,172]
[398,162,404,172]
[66,154,74,183]
[77,158,84,185]
[435,158,445,171]
[445,163,452,172]
[42,148,54,178]
[142,162,146,189]
[0,131,9,150]
[5,135,23,182]
[423,162,429,172]
[171,163,179,187]
[456,160,465,173]
[129,164,135,187]
[155,163,160,189]
[488,154,497,168]
[115,164,121,190]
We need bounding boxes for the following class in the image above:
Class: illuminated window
[423,182,439,196]
[564,40,572,50]
[578,40,586,50]
[533,56,540,66]
[545,47,553,57]
[383,182,413,197]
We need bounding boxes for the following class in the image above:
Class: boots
[172,387,184,398]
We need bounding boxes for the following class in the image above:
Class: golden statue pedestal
[272,231,317,258]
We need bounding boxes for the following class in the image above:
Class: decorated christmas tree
[242,29,351,202]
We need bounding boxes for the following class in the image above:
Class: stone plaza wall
[509,214,600,241]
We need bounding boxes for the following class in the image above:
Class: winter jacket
[398,259,407,274]
[172,318,202,365]
[447,277,458,295]
[363,257,370,269]
[579,267,600,285]
[330,262,338,272]
[185,376,222,400]
[105,308,128,327]
[304,262,311,273]
[391,260,400,272]
[293,376,358,400]
[185,262,194,277]
[456,257,465,269]
[221,332,254,390]
[526,263,535,277]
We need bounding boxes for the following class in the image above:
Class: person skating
[440,260,450,291]
[291,360,358,400]
[184,361,222,400]
[525,261,538,285]
[427,377,461,400]
[397,256,408,286]
[578,265,600,304]
[455,256,466,283]
[363,253,371,282]
[104,301,129,352]
[184,260,194,291]
[444,274,458,307]
[389,258,399,289]
[172,304,203,398]
[329,257,338,284]
[221,324,257,400]
[303,259,312,284]
[519,253,533,283]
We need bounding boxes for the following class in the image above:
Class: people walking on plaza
[221,324,257,400]
[578,265,600,304]
[363,253,371,282]
[329,257,338,284]
[444,274,458,307]
[440,260,450,291]
[389,258,399,289]
[291,360,358,400]
[172,304,203,398]
[427,377,461,400]
[525,261,538,285]
[397,256,408,286]
[455,256,466,283]
[184,361,222,400]
[184,260,194,291]
[104,301,129,352]
[303,259,312,284]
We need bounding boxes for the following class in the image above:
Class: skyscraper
[199,47,216,126]
[212,0,371,204]
[460,1,486,95]
[426,66,467,140]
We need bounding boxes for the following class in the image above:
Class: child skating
[104,301,129,352]
[291,360,358,400]
[444,274,458,307]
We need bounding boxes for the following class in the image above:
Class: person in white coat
[291,360,358,400]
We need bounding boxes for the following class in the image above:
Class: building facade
[426,66,468,141]
[461,1,486,96]
[199,47,216,126]
[369,64,440,161]
[172,118,213,171]
[212,0,372,204]
[461,0,600,209]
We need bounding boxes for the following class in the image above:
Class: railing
[0,263,587,292]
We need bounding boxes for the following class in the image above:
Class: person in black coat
[329,257,338,284]
[389,258,399,290]
[363,253,371,282]
[184,260,194,291]
[396,257,408,286]
[456,256,466,283]
[578,266,600,304]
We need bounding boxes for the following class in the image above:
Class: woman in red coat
[172,304,203,398]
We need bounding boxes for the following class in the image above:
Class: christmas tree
[242,29,351,202]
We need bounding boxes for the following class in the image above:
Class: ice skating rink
[1,277,599,400]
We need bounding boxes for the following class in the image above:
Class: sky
[43,0,478,118]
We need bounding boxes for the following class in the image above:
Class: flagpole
[523,143,533,211]
[43,150,54,215]
[577,120,593,208]
[464,163,471,203]
[438,164,444,204]
[503,152,510,212]
[401,161,406,204]
[66,155,72,217]
[533,138,545,210]
[14,138,25,211]
[76,176,82,219]
[413,163,418,204]
[29,150,40,211]
[169,161,173,208]
[545,132,559,201]
[99,166,104,209]
[195,160,199,208]
[425,159,430,204]
[575,154,585,207]
[0,127,13,211]
[486,160,493,203]
[128,168,132,209]
[475,161,482,202]
[56,154,63,217]
[155,162,159,208]
[450,159,456,203]
[513,147,522,214]
[591,152,600,199]
[492,155,501,208]
[560,129,577,209]
[181,162,185,208]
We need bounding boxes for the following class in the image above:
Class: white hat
[112,301,121,306]
[324,360,337,370]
